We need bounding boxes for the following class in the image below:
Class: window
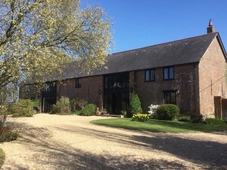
[75,78,81,88]
[145,69,155,82]
[163,67,174,80]
[25,85,30,92]
[104,73,129,89]
[44,82,56,92]
[164,91,176,104]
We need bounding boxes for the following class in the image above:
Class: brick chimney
[207,19,215,33]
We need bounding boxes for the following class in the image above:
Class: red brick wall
[20,37,227,117]
[135,63,199,114]
[58,76,103,108]
[199,37,227,117]
[19,84,40,100]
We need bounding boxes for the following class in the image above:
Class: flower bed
[132,114,150,122]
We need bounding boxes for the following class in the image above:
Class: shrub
[0,131,18,142]
[177,115,191,122]
[0,115,18,143]
[32,98,40,113]
[126,112,133,118]
[155,104,180,120]
[148,104,159,115]
[190,114,204,123]
[70,110,81,115]
[0,104,8,115]
[32,98,39,107]
[121,110,127,117]
[223,118,227,124]
[80,104,96,116]
[70,98,88,111]
[132,113,150,122]
[11,99,34,117]
[204,118,224,124]
[51,96,70,114]
[130,93,142,117]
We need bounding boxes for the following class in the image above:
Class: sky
[80,0,227,54]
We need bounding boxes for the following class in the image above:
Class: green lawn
[0,148,5,168]
[91,118,227,133]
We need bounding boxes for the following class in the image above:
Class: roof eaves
[197,32,219,63]
[216,33,227,61]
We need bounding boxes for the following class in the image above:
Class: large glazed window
[104,73,129,89]
[104,72,130,114]
[44,82,56,92]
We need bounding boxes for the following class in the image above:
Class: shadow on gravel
[7,121,227,169]
[7,122,187,169]
[51,126,227,169]
[53,125,227,169]
[131,135,227,169]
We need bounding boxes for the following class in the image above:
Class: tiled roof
[26,32,225,83]
[61,32,221,79]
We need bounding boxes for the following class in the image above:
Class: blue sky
[81,0,227,54]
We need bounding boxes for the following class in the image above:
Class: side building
[20,23,227,118]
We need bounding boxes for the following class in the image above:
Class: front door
[112,93,122,114]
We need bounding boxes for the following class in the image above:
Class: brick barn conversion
[20,21,227,118]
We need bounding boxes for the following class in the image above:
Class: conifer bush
[129,93,142,117]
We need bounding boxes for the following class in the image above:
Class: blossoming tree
[0,0,113,92]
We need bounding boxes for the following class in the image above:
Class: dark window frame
[44,81,56,93]
[163,67,174,80]
[25,85,30,92]
[104,73,129,89]
[145,69,155,82]
[163,90,176,104]
[75,78,81,88]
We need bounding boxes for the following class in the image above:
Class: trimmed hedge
[156,104,180,120]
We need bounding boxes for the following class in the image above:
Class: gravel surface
[0,114,227,170]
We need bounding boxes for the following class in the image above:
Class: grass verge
[91,118,227,133]
[0,148,5,168]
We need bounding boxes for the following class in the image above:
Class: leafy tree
[0,82,18,104]
[0,0,113,92]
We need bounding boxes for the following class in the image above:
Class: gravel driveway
[0,114,227,170]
